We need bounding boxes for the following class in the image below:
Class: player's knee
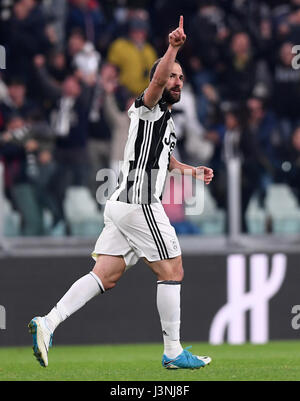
[93,273,120,291]
[177,266,184,282]
[91,269,116,291]
[173,255,184,279]
[162,268,183,282]
[160,256,184,281]
[174,265,184,282]
[92,254,125,291]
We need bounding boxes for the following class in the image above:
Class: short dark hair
[69,27,86,41]
[149,58,182,81]
[6,76,26,87]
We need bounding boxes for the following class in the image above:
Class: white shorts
[92,200,181,269]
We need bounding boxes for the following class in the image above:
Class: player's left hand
[194,166,214,185]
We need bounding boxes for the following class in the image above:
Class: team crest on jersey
[170,239,178,251]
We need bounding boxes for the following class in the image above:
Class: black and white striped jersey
[110,92,177,204]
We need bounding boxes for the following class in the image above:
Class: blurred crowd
[1,0,300,236]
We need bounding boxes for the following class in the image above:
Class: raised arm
[143,15,186,109]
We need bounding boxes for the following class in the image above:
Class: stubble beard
[162,87,181,105]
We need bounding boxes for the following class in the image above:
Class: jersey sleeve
[128,91,165,122]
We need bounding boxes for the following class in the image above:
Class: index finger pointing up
[179,15,184,29]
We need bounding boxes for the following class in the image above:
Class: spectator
[279,126,300,203]
[245,97,280,167]
[208,107,241,218]
[188,0,229,69]
[107,13,157,95]
[254,16,274,68]
[220,31,270,102]
[87,63,114,196]
[0,114,61,235]
[101,64,135,176]
[272,42,300,141]
[34,60,93,218]
[209,97,280,232]
[32,54,68,113]
[0,77,38,131]
[47,50,69,85]
[0,115,27,200]
[51,75,92,213]
[273,0,300,45]
[223,0,271,41]
[0,0,14,45]
[189,56,219,127]
[41,0,67,49]
[66,0,106,47]
[5,0,55,80]
[67,29,101,85]
[239,97,280,231]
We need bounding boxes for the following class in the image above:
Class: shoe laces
[183,346,196,361]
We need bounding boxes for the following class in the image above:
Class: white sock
[157,281,183,358]
[45,272,105,333]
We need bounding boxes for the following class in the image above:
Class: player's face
[163,63,184,105]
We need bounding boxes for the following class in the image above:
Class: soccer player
[29,16,214,369]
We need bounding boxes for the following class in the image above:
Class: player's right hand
[194,166,214,185]
[169,15,186,49]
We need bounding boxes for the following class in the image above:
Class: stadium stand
[1,0,300,237]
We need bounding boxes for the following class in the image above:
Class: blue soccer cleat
[28,317,53,367]
[162,346,211,369]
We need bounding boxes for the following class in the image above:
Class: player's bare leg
[29,254,125,367]
[144,255,184,281]
[92,254,126,290]
[144,256,211,369]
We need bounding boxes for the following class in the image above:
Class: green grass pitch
[0,341,299,381]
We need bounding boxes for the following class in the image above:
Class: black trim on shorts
[142,204,169,260]
[142,204,164,259]
[147,205,169,258]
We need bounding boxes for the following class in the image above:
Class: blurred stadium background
[1,0,300,349]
